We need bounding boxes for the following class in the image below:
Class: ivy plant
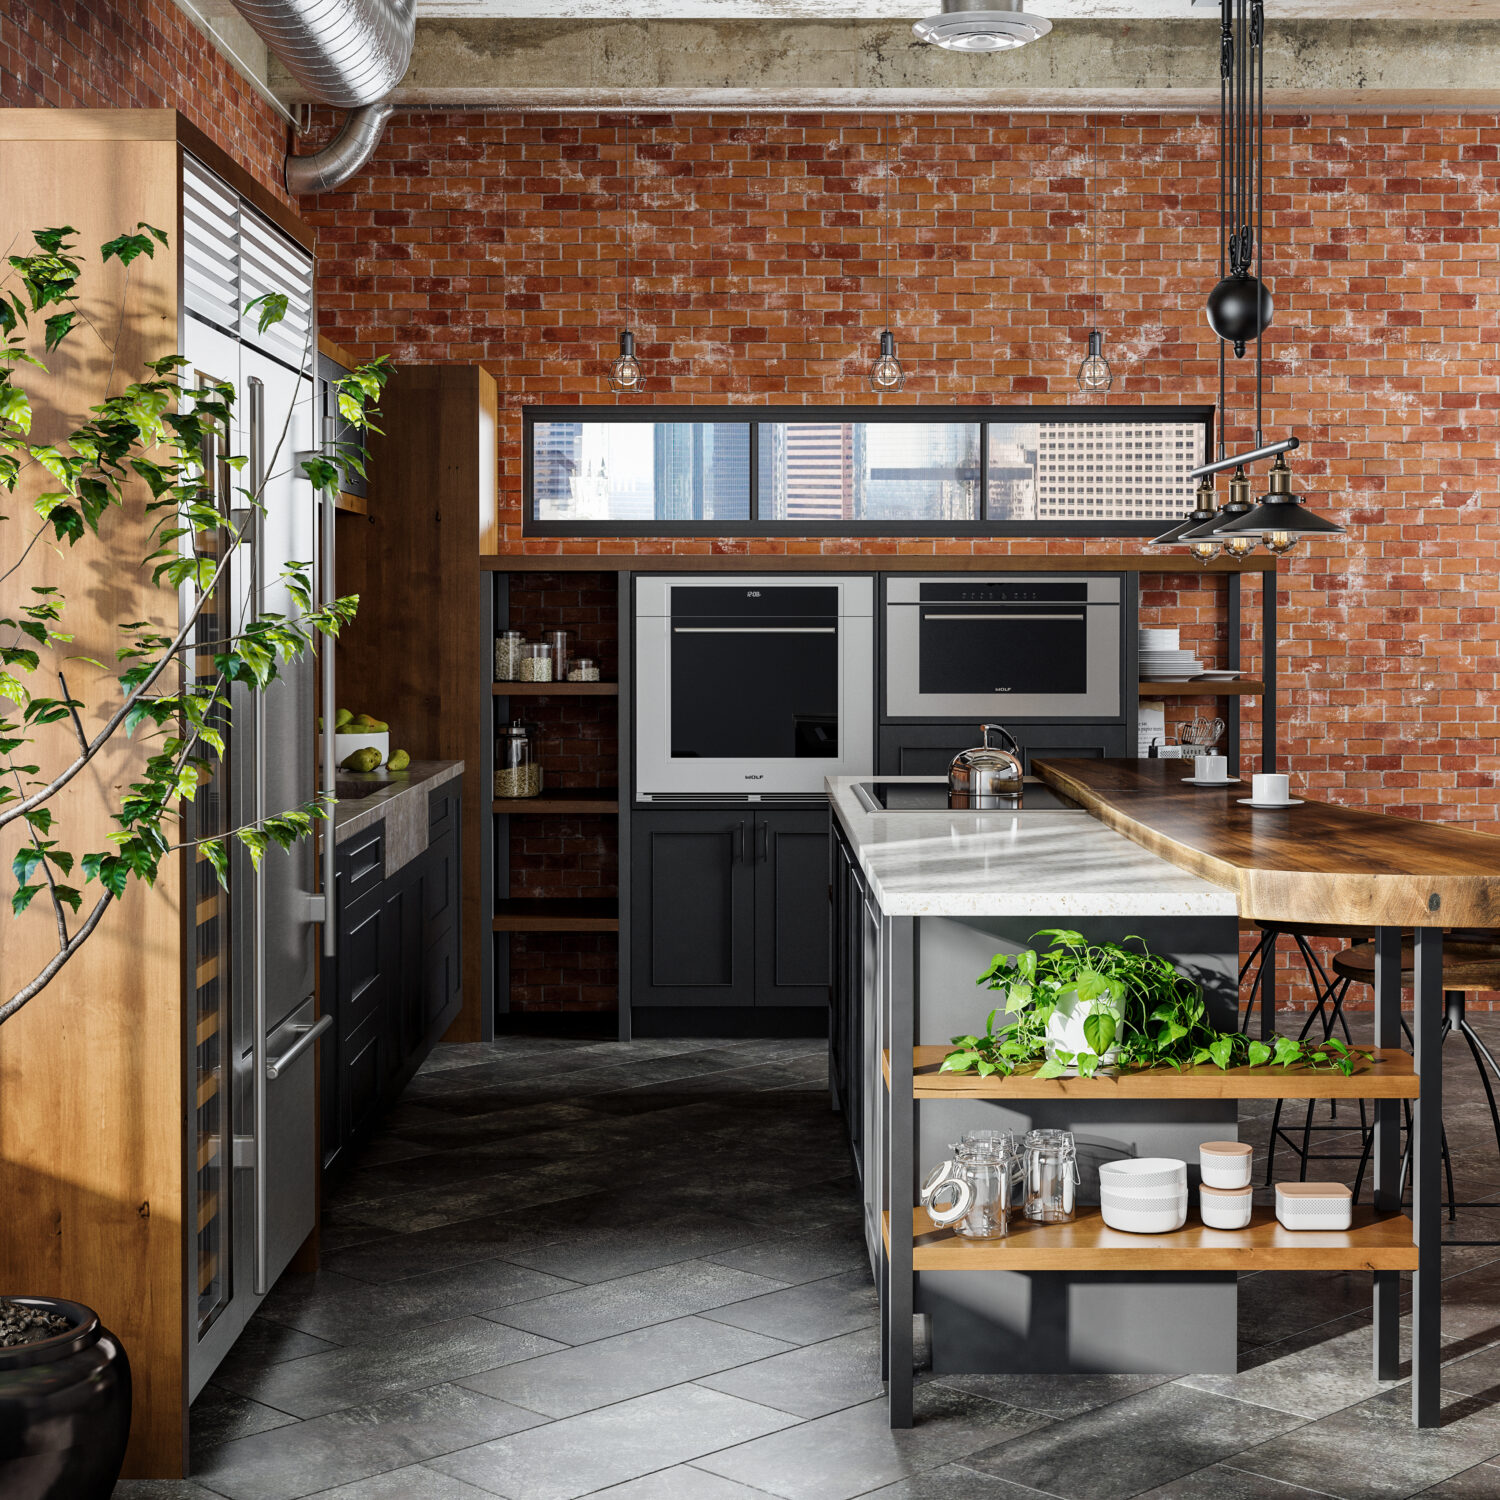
[942,928,1370,1080]
[2,223,390,1020]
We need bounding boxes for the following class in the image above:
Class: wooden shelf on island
[492,681,618,697]
[492,898,619,933]
[888,1206,1417,1273]
[888,1046,1419,1100]
[493,789,620,815]
[1137,679,1264,697]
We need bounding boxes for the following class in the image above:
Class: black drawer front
[337,825,386,910]
[340,900,384,1041]
[429,784,458,839]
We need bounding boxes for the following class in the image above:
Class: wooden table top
[1032,759,1500,930]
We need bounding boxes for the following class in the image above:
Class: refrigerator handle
[319,409,337,958]
[248,374,270,1298]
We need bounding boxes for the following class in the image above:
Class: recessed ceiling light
[912,0,1052,52]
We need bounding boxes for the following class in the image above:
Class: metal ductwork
[228,0,415,193]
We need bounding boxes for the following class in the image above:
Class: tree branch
[1,892,112,1023]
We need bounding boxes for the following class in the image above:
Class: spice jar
[545,630,571,682]
[494,630,524,682]
[567,657,600,683]
[1022,1128,1079,1224]
[495,721,543,799]
[519,642,553,683]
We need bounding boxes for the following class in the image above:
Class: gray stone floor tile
[189,1385,299,1455]
[260,1256,577,1345]
[428,1383,800,1500]
[860,1466,1058,1499]
[340,1160,611,1234]
[216,1316,341,1368]
[322,1215,556,1285]
[212,1315,566,1419]
[113,1482,234,1499]
[1219,1383,1500,1499]
[301,1466,501,1498]
[192,1382,545,1500]
[705,1229,871,1287]
[962,1383,1305,1500]
[386,1102,602,1152]
[1134,1463,1340,1497]
[1238,1269,1382,1349]
[1412,1461,1500,1495]
[581,1468,789,1499]
[696,1326,885,1418]
[460,1314,793,1418]
[500,1212,771,1285]
[484,1259,788,1344]
[694,1385,1051,1500]
[928,1371,1175,1420]
[702,1269,878,1346]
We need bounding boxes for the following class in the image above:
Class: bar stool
[1244,921,1380,1185]
[1334,938,1500,1236]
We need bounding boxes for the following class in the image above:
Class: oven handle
[919,613,1084,622]
[672,626,837,634]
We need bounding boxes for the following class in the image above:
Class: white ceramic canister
[1275,1182,1353,1231]
[1098,1158,1188,1194]
[1199,1140,1254,1189]
[1199,1183,1254,1230]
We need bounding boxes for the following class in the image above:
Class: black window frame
[522,403,1216,538]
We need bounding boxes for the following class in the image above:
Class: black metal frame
[523,403,1216,539]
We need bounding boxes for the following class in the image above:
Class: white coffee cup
[1195,755,1228,784]
[1251,772,1291,804]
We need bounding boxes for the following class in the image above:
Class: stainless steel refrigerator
[181,157,329,1395]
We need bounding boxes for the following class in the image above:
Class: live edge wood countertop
[1032,758,1500,931]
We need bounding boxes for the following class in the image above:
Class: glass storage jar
[495,721,543,799]
[567,657,600,683]
[545,630,571,681]
[494,630,524,682]
[1022,1128,1079,1223]
[519,642,553,683]
[920,1131,1025,1240]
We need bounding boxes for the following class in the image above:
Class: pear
[362,718,389,733]
[386,748,410,772]
[334,708,353,728]
[341,747,382,773]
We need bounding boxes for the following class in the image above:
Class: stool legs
[1411,927,1443,1428]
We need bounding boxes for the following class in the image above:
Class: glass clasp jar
[494,630,524,682]
[495,721,543,799]
[1022,1128,1080,1223]
[920,1130,1025,1240]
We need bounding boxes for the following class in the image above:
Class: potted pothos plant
[943,928,1368,1081]
[0,222,387,1497]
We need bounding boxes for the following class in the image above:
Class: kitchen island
[830,763,1493,1430]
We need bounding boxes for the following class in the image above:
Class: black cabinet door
[420,824,461,1038]
[631,810,754,1007]
[878,721,1129,777]
[753,811,832,1008]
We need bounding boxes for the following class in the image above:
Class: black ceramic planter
[0,1297,131,1500]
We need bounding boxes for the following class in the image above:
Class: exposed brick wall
[1,0,289,200]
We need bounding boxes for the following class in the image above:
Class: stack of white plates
[1140,649,1205,682]
[1098,1157,1188,1233]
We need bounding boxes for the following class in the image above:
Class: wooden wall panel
[0,136,188,1478]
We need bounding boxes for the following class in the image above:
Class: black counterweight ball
[1206,274,1273,355]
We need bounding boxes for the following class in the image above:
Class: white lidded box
[1199,1140,1253,1190]
[1275,1181,1353,1231]
[1199,1183,1254,1230]
[1098,1158,1187,1194]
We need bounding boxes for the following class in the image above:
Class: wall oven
[636,575,875,800]
[885,575,1122,720]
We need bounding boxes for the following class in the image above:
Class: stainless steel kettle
[948,724,1024,799]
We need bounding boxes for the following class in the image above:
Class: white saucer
[1236,797,1305,808]
[1182,775,1242,786]
[1195,671,1241,679]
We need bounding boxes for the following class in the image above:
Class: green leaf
[1246,1040,1273,1068]
[0,382,33,434]
[1207,1036,1235,1070]
[940,1050,981,1074]
[43,310,76,350]
[1035,1057,1067,1081]
[1082,1010,1117,1058]
[243,292,289,334]
[10,883,43,915]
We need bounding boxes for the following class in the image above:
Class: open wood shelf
[492,681,619,697]
[1138,679,1264,697]
[888,1047,1419,1100]
[492,897,619,933]
[889,1206,1418,1272]
[493,789,620,815]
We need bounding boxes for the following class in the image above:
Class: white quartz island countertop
[827,775,1239,919]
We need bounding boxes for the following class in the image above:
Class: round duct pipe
[285,101,394,196]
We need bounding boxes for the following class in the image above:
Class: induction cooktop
[853,778,1079,813]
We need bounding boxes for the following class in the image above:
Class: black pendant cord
[1254,0,1265,447]
[617,113,627,332]
[883,113,891,332]
[1090,113,1099,333]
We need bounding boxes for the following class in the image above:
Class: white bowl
[1099,1158,1188,1192]
[1100,1197,1188,1234]
[1199,1185,1254,1230]
[1102,1188,1188,1216]
[325,730,390,770]
[1199,1142,1253,1190]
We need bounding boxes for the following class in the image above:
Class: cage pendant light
[869,114,906,393]
[608,113,644,393]
[1076,116,1112,393]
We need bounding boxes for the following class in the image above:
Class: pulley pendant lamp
[1076,117,1112,393]
[608,113,644,394]
[869,114,906,393]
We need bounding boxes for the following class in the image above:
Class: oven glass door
[670,615,840,760]
[919,607,1088,696]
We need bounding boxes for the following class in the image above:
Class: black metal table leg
[1259,927,1276,1042]
[885,916,915,1428]
[1372,925,1402,1382]
[1412,925,1443,1427]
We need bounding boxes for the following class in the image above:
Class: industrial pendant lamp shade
[1207,274,1273,358]
[609,330,642,393]
[1217,453,1347,548]
[870,330,905,392]
[913,0,1051,51]
[1077,330,1111,392]
[1151,476,1217,546]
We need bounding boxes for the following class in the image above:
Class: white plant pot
[325,731,390,770]
[1044,990,1125,1075]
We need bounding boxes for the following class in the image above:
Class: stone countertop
[334,760,464,876]
[827,775,1238,920]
